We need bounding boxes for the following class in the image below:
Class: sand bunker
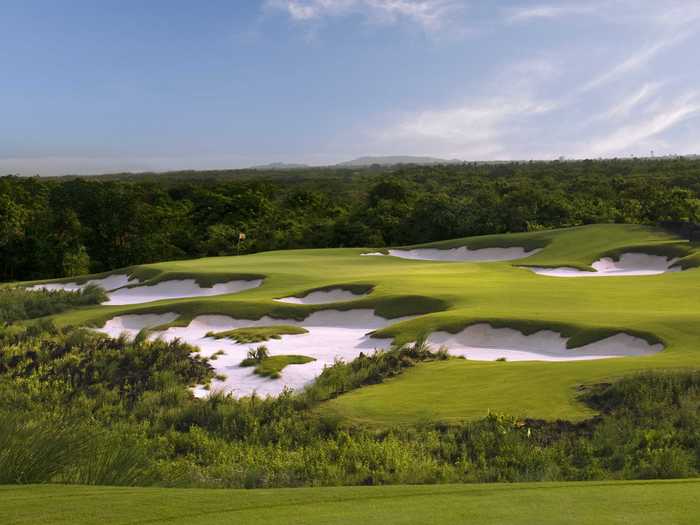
[97,309,410,397]
[28,274,138,293]
[525,253,680,277]
[386,246,541,262]
[275,288,369,304]
[103,278,263,305]
[427,324,662,361]
[100,313,180,336]
[97,313,661,396]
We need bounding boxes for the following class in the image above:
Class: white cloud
[373,26,700,161]
[594,83,662,122]
[266,0,462,31]
[583,93,700,157]
[579,32,691,93]
[505,4,597,24]
[506,1,700,26]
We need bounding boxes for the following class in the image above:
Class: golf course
[6,2,700,520]
[23,223,699,424]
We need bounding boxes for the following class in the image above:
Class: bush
[0,284,107,324]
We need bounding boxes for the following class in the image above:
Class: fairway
[29,223,700,423]
[2,480,699,525]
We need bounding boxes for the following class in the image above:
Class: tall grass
[0,412,85,484]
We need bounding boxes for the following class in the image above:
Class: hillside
[25,223,700,423]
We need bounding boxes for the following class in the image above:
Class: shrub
[0,284,107,324]
[241,345,270,366]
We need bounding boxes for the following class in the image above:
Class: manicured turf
[30,224,700,424]
[2,480,699,524]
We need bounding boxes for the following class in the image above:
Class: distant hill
[249,162,310,170]
[336,156,463,167]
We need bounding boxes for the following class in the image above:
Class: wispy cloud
[579,32,692,93]
[505,4,597,24]
[593,83,662,122]
[583,92,700,157]
[374,19,700,161]
[265,0,462,31]
[376,59,561,159]
[506,1,700,32]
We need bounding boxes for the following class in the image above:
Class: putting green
[33,224,700,424]
[2,480,699,524]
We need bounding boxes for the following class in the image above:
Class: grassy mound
[207,325,308,343]
[242,355,315,378]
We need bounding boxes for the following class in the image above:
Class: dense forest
[2,157,700,281]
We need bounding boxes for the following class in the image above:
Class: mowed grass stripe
[2,480,699,524]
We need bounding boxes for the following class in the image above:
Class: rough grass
[241,355,316,378]
[2,480,700,524]
[207,325,308,344]
[28,223,700,424]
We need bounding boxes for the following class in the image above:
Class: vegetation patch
[208,325,308,344]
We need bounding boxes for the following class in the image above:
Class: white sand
[96,309,410,398]
[428,324,662,361]
[360,252,385,256]
[28,274,138,293]
[104,279,263,305]
[525,253,681,277]
[95,312,661,398]
[387,246,541,262]
[275,289,369,304]
[99,313,180,337]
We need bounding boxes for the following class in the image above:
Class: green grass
[2,480,699,524]
[207,325,308,344]
[241,354,316,378]
[31,223,700,425]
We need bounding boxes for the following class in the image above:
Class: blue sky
[2,0,700,175]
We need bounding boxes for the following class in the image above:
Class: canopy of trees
[2,157,700,281]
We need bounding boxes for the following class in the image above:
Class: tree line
[2,157,700,281]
